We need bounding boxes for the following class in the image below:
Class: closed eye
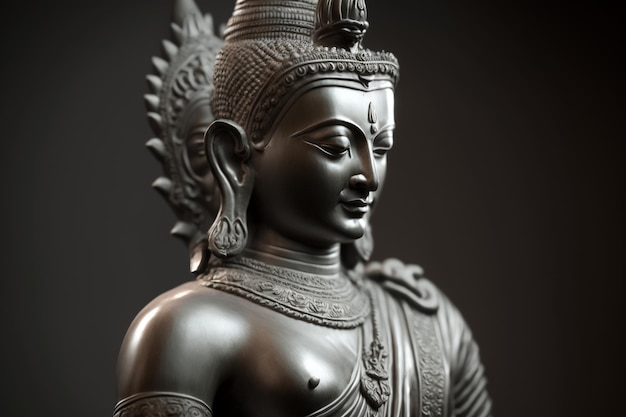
[187,134,206,156]
[373,148,389,158]
[304,140,351,158]
[373,132,394,158]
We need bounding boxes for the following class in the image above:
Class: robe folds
[306,260,493,417]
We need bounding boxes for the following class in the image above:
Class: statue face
[182,102,213,180]
[251,85,394,248]
[174,100,220,223]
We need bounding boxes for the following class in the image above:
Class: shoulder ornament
[365,258,439,314]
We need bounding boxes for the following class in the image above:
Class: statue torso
[203,286,362,416]
[115,259,491,417]
[116,278,365,417]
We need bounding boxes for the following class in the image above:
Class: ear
[204,119,254,258]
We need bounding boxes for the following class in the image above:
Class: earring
[204,120,254,258]
[208,215,247,257]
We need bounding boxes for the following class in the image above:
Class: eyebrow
[290,118,357,139]
[290,119,396,139]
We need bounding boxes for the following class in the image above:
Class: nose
[349,147,379,192]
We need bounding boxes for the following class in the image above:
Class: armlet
[113,392,212,417]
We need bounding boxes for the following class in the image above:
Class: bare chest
[213,311,361,417]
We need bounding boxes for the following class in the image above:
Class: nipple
[308,376,321,389]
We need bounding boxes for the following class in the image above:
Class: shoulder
[365,257,485,368]
[364,257,472,340]
[364,257,441,314]
[364,258,492,413]
[115,280,249,404]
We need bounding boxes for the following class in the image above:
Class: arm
[364,258,493,417]
[113,284,237,417]
[437,293,493,417]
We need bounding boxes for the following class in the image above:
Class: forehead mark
[368,102,378,134]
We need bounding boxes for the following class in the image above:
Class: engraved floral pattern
[197,257,370,328]
[113,393,212,417]
[412,312,446,417]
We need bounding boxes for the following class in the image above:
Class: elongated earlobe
[204,120,254,258]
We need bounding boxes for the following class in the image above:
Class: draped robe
[304,271,492,417]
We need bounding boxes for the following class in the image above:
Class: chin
[334,219,366,243]
[283,218,366,247]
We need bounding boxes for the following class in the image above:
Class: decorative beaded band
[113,392,212,417]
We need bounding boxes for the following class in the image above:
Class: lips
[340,198,370,216]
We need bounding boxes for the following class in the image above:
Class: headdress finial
[313,0,369,51]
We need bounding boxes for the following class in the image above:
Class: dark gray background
[1,0,623,416]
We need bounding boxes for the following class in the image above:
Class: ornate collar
[197,255,370,328]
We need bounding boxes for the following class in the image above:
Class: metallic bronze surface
[114,0,493,416]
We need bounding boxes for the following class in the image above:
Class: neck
[200,231,369,328]
[243,228,341,275]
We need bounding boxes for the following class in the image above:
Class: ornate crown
[212,0,399,146]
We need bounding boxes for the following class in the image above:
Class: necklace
[197,255,371,328]
[360,287,391,411]
[199,256,391,410]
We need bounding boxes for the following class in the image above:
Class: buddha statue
[113,0,493,416]
[142,0,223,274]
